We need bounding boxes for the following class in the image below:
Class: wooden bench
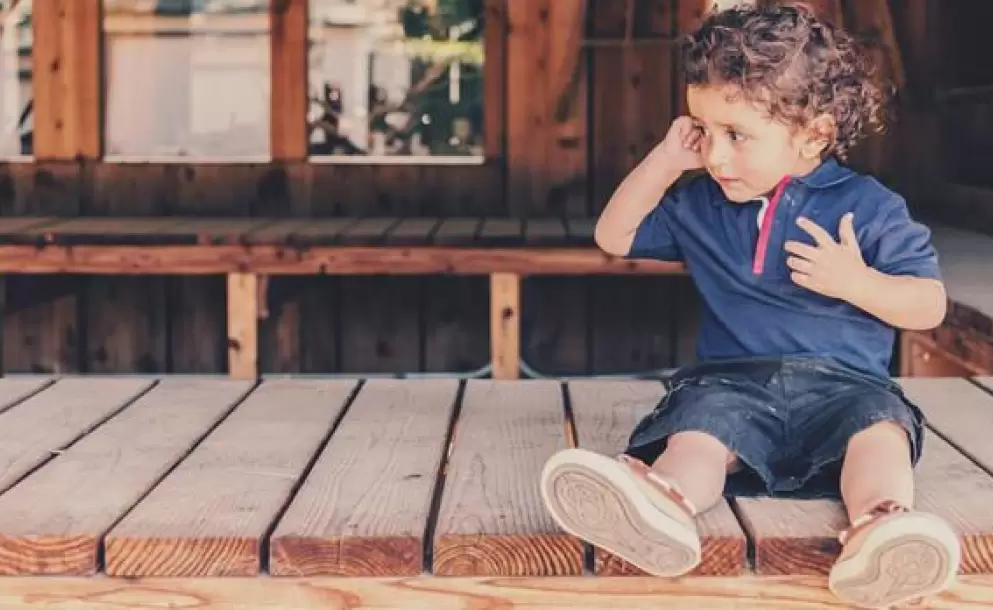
[0,216,684,380]
[0,376,991,608]
[0,217,990,380]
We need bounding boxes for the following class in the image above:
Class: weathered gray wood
[0,378,152,494]
[0,377,53,415]
[0,379,252,575]
[270,379,459,576]
[103,379,357,577]
[432,380,583,576]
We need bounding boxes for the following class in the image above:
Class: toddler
[540,4,960,609]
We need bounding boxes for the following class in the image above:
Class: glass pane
[0,0,31,157]
[103,0,271,159]
[308,0,484,159]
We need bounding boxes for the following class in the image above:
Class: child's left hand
[784,213,868,300]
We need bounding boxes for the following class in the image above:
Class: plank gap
[258,379,365,574]
[728,497,757,573]
[0,380,159,498]
[559,382,593,574]
[969,377,993,399]
[421,380,467,574]
[0,379,57,417]
[92,380,261,573]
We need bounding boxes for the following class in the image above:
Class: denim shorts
[623,356,926,499]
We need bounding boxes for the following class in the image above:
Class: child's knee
[848,420,910,452]
[667,430,739,471]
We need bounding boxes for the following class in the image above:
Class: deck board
[270,379,459,576]
[566,380,747,576]
[0,379,253,575]
[103,379,357,577]
[736,379,993,575]
[899,378,993,474]
[432,380,584,576]
[0,377,54,416]
[0,378,152,495]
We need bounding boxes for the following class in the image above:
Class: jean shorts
[623,356,926,499]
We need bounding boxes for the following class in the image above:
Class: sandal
[828,500,961,608]
[539,448,701,577]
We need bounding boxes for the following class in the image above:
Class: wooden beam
[0,246,687,276]
[483,0,506,163]
[33,0,102,160]
[270,0,308,161]
[490,273,520,380]
[227,273,259,380]
[0,574,990,608]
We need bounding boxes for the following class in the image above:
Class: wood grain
[433,380,583,576]
[0,378,151,495]
[270,379,459,576]
[0,379,252,575]
[0,574,993,609]
[0,377,54,416]
[227,273,259,379]
[0,245,686,275]
[735,497,847,576]
[270,0,308,160]
[103,380,356,577]
[565,379,747,576]
[490,273,520,380]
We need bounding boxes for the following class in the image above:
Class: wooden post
[490,273,520,380]
[270,0,309,160]
[33,0,102,160]
[228,273,259,379]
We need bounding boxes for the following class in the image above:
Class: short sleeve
[625,190,684,262]
[862,196,942,280]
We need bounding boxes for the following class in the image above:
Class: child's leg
[829,420,960,609]
[651,430,739,515]
[839,420,914,520]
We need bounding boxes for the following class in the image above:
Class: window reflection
[308,0,484,159]
[103,0,271,159]
[0,0,31,157]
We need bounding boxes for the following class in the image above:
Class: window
[103,0,271,160]
[0,0,31,157]
[308,0,484,161]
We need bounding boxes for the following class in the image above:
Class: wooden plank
[227,273,259,380]
[0,377,54,416]
[432,219,481,245]
[285,218,358,246]
[157,218,279,245]
[104,379,357,577]
[490,273,520,380]
[0,575,993,609]
[422,276,490,373]
[0,379,252,575]
[478,218,523,245]
[524,218,568,246]
[33,0,102,160]
[433,380,583,576]
[338,277,421,374]
[900,377,993,473]
[19,218,188,245]
[977,378,993,392]
[565,217,596,244]
[0,218,60,244]
[737,379,993,575]
[271,379,459,576]
[271,0,308,160]
[0,378,152,494]
[566,379,746,576]
[337,218,401,246]
[384,218,439,245]
[0,245,688,276]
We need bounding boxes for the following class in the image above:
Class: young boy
[539,4,960,609]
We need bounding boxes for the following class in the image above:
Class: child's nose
[705,137,733,169]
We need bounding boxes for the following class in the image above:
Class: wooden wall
[2,0,986,376]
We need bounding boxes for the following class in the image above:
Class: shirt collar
[791,156,856,189]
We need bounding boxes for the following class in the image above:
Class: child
[539,4,960,609]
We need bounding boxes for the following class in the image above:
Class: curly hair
[679,2,893,160]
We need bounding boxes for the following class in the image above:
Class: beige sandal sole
[829,513,960,608]
[539,448,701,577]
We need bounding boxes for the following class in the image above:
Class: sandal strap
[617,454,698,518]
[838,499,910,546]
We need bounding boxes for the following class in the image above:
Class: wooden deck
[0,376,992,608]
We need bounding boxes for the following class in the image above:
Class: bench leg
[227,272,259,380]
[490,272,520,380]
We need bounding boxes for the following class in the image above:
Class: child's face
[687,84,821,202]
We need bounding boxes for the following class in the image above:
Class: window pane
[0,0,31,157]
[103,0,270,159]
[308,0,484,158]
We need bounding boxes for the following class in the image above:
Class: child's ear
[800,114,836,159]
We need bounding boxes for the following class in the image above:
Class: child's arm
[595,117,703,257]
[785,212,946,330]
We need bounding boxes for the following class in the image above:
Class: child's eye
[727,128,746,142]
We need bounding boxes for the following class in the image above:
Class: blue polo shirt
[627,158,942,379]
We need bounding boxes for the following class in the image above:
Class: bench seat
[0,376,990,608]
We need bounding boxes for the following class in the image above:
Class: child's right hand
[655,116,705,173]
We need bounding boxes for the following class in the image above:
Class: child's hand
[655,116,705,173]
[784,213,869,301]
